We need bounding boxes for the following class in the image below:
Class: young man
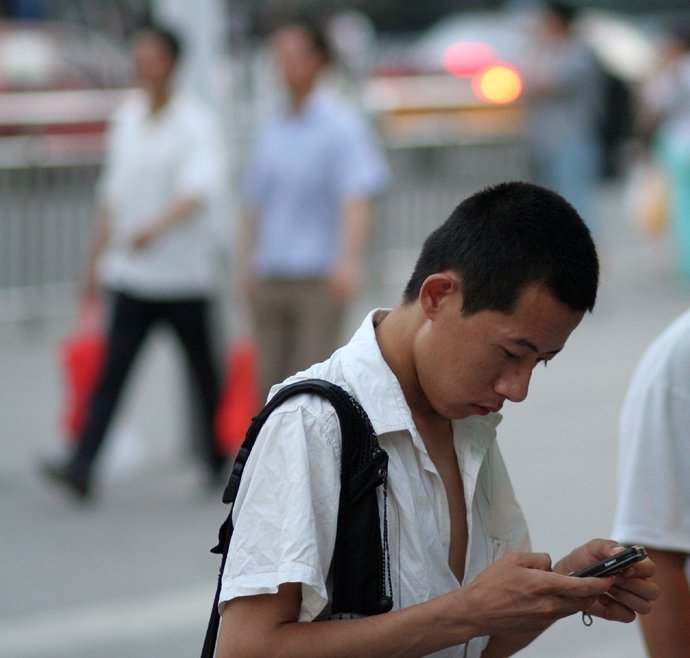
[217,182,657,657]
[41,25,227,499]
[241,20,389,399]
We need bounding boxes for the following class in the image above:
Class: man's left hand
[555,539,659,622]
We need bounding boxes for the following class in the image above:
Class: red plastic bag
[215,338,260,456]
[59,302,105,442]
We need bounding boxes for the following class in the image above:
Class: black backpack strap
[200,379,391,657]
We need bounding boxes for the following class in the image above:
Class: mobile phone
[570,545,647,578]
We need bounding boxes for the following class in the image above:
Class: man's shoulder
[173,92,214,114]
[269,368,351,416]
[312,91,372,133]
[169,93,220,131]
[109,90,147,124]
[264,343,364,421]
[630,309,690,393]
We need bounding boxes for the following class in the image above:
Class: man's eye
[536,358,549,369]
[504,350,520,361]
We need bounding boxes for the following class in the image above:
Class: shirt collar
[279,88,330,122]
[341,309,411,436]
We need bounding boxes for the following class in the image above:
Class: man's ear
[418,272,461,319]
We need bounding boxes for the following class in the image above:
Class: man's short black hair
[668,19,690,51]
[275,16,334,63]
[544,1,578,27]
[136,23,183,62]
[402,181,599,315]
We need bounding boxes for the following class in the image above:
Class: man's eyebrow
[509,337,561,356]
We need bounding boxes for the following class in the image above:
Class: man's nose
[493,364,532,403]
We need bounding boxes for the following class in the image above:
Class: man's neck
[375,305,440,428]
[287,84,316,114]
[148,85,172,115]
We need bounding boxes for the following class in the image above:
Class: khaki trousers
[252,278,345,400]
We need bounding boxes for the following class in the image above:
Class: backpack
[200,378,393,657]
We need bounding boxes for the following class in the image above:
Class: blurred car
[409,9,531,78]
[363,8,658,147]
[0,20,131,156]
[363,10,531,146]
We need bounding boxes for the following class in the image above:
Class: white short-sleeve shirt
[219,310,530,657]
[97,90,225,298]
[612,308,690,555]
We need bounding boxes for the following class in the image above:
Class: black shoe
[39,459,92,502]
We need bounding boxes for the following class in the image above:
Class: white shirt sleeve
[612,312,690,553]
[219,396,343,620]
[613,379,690,552]
[333,108,390,199]
[176,104,225,201]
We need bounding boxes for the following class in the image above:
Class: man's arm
[218,582,477,658]
[81,204,112,300]
[129,195,203,250]
[236,208,259,304]
[216,552,616,658]
[639,549,690,658]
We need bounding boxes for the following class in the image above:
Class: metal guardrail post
[0,135,101,324]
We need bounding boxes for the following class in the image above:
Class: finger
[620,557,656,579]
[566,575,615,597]
[592,594,637,623]
[614,573,660,600]
[575,594,603,612]
[511,551,553,571]
[607,583,658,615]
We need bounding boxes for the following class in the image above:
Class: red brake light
[443,42,496,77]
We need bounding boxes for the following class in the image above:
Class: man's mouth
[471,403,501,415]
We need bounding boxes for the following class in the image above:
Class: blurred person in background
[522,1,603,236]
[40,24,227,501]
[612,308,690,657]
[240,18,389,401]
[636,21,690,284]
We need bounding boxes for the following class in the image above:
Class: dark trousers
[71,291,225,480]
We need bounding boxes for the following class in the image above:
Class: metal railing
[0,135,102,323]
[374,136,530,288]
[0,116,530,325]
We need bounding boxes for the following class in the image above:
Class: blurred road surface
[1,181,688,657]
